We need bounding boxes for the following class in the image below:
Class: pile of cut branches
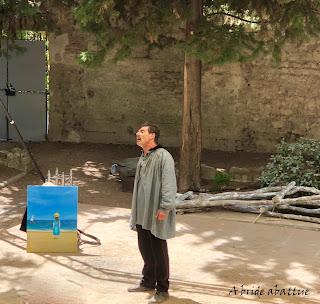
[176,182,320,225]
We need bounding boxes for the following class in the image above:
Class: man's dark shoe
[127,284,154,292]
[148,291,169,303]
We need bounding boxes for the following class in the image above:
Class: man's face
[136,126,155,148]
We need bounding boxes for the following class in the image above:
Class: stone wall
[47,3,320,153]
[0,146,32,172]
[202,43,320,152]
[48,6,184,147]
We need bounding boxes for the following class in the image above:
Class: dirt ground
[0,142,270,220]
[1,142,320,304]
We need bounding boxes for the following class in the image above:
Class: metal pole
[55,167,59,184]
[0,96,45,182]
[70,169,73,185]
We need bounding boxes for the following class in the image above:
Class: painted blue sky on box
[27,186,78,231]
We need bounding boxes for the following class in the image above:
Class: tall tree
[180,0,202,192]
[74,0,320,191]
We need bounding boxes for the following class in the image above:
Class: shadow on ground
[1,142,318,304]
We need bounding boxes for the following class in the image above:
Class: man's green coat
[130,147,177,240]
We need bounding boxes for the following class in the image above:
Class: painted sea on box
[27,185,78,253]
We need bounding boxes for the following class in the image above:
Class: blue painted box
[27,185,78,253]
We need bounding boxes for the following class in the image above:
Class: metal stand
[0,96,45,182]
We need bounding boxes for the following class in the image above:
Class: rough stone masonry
[47,2,320,153]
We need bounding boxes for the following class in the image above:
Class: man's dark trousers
[136,224,169,292]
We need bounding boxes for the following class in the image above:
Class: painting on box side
[27,185,78,253]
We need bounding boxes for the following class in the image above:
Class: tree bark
[272,181,296,204]
[207,192,279,201]
[175,199,273,209]
[263,211,320,224]
[276,204,320,216]
[178,0,202,192]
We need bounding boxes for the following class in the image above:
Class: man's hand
[156,210,167,221]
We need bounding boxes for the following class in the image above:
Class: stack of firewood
[176,182,320,224]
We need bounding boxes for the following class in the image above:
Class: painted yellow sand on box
[27,231,77,253]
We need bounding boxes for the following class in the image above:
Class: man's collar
[149,144,162,151]
[141,145,162,155]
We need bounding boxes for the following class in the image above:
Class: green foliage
[74,0,185,65]
[77,49,106,66]
[260,138,320,188]
[0,1,41,35]
[211,170,231,191]
[73,0,320,66]
[0,1,53,56]
[0,1,319,65]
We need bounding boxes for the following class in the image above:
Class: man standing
[128,123,177,303]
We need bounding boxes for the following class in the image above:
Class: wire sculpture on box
[46,168,73,185]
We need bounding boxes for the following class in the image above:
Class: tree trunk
[178,0,202,192]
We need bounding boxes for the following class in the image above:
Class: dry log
[175,199,275,209]
[211,186,285,196]
[287,186,320,196]
[276,204,320,216]
[272,181,296,204]
[290,200,320,207]
[176,206,216,215]
[205,185,320,202]
[176,191,194,201]
[207,192,279,201]
[263,211,320,224]
[225,205,320,224]
[224,205,261,213]
[280,195,320,205]
[176,183,320,225]
[246,204,320,215]
[251,186,285,193]
[176,197,320,210]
